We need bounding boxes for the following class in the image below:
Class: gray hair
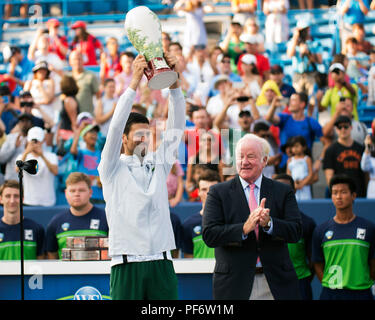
[235,133,270,162]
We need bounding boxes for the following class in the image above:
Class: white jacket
[98,87,185,257]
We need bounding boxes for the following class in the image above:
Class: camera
[236,96,250,102]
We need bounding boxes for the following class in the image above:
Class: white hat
[231,13,247,27]
[76,112,93,126]
[240,34,258,44]
[329,63,346,73]
[27,126,45,142]
[213,74,230,89]
[241,54,256,65]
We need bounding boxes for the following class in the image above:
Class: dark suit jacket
[202,175,302,300]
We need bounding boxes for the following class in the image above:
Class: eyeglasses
[221,60,231,64]
[337,124,350,130]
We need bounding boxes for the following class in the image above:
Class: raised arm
[157,53,186,175]
[98,55,147,182]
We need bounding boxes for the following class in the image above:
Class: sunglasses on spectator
[337,124,350,130]
[221,60,231,64]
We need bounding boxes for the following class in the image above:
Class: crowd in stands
[0,2,374,205]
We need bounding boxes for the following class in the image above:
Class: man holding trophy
[98,6,185,300]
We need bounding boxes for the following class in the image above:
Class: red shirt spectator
[70,21,103,66]
[46,18,69,61]
[237,34,270,78]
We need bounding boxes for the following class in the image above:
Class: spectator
[208,45,224,75]
[214,83,259,130]
[322,97,368,146]
[242,17,265,53]
[45,18,69,61]
[323,115,366,198]
[99,37,122,84]
[312,174,375,300]
[70,122,103,203]
[0,113,32,181]
[0,85,20,133]
[219,14,246,74]
[253,121,281,178]
[206,75,231,119]
[16,126,58,206]
[287,18,322,96]
[255,79,283,117]
[210,53,242,96]
[0,180,45,260]
[352,23,372,55]
[70,21,103,66]
[8,90,52,132]
[46,172,108,259]
[339,0,370,48]
[3,45,34,94]
[215,103,254,168]
[286,136,313,200]
[238,34,271,80]
[174,0,210,57]
[115,52,144,102]
[167,161,185,208]
[174,52,199,99]
[162,32,172,54]
[239,53,262,98]
[361,135,375,198]
[263,0,289,45]
[94,78,117,138]
[169,41,184,58]
[56,75,80,156]
[186,130,223,192]
[320,63,359,120]
[344,37,370,81]
[231,0,257,16]
[327,54,350,89]
[23,61,56,123]
[187,45,215,105]
[269,64,296,99]
[367,48,375,105]
[68,50,100,114]
[265,92,323,172]
[185,107,222,160]
[182,169,220,258]
[274,173,316,300]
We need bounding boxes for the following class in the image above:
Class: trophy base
[144,57,178,90]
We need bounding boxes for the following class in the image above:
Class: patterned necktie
[249,183,259,240]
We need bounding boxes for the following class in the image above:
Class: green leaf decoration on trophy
[124,6,177,90]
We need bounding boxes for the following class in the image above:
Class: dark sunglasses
[221,60,231,64]
[337,124,350,130]
[20,101,33,108]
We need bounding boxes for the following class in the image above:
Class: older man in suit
[202,133,302,300]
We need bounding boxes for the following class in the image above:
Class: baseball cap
[27,126,45,142]
[80,124,100,138]
[334,115,351,127]
[239,34,258,44]
[329,63,346,73]
[76,112,93,127]
[213,75,230,89]
[71,20,86,29]
[32,61,50,74]
[231,13,247,26]
[241,54,256,65]
[270,65,283,74]
[46,18,60,28]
